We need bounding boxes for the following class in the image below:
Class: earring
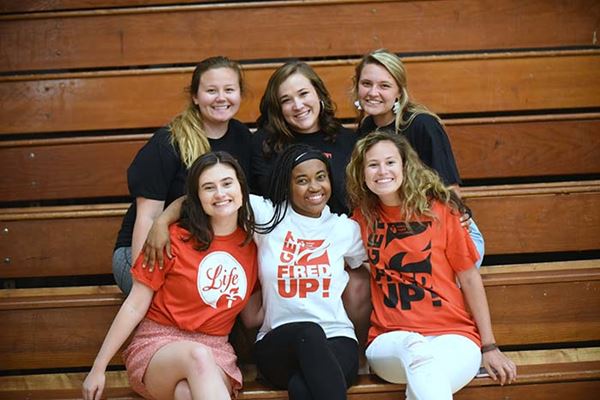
[354,100,362,111]
[392,100,400,114]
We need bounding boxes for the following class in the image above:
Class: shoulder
[406,113,444,133]
[228,119,252,136]
[357,116,377,136]
[251,128,269,144]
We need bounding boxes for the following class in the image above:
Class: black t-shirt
[114,119,252,249]
[249,126,358,215]
[357,114,461,186]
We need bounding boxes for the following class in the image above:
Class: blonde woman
[346,131,516,399]
[113,56,252,294]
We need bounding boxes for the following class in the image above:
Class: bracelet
[481,343,498,353]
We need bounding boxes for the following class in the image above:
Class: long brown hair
[257,61,342,158]
[180,151,254,250]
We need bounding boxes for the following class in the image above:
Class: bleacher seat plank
[0,286,125,370]
[0,205,127,278]
[0,349,598,399]
[446,114,600,179]
[2,182,598,278]
[1,50,599,135]
[482,261,600,346]
[2,113,597,202]
[1,261,597,371]
[1,0,598,73]
[0,135,144,201]
[464,181,600,254]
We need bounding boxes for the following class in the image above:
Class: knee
[187,345,217,375]
[402,334,434,372]
[173,380,192,400]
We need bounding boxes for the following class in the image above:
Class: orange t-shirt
[131,224,258,336]
[353,201,481,346]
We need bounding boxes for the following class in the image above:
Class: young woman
[143,144,367,399]
[113,56,252,294]
[353,48,460,190]
[346,131,517,399]
[250,61,358,215]
[83,152,260,400]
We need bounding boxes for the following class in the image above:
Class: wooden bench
[1,260,599,398]
[2,1,599,398]
[2,181,599,279]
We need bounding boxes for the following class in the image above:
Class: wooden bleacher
[1,0,599,398]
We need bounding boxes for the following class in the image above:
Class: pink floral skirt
[123,318,242,399]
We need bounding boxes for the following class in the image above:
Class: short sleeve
[249,195,275,225]
[249,129,274,196]
[443,205,480,272]
[406,115,461,186]
[127,128,183,200]
[130,224,180,291]
[343,218,368,269]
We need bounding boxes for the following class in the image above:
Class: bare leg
[143,340,232,400]
[173,380,192,400]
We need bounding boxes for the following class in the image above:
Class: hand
[460,211,472,230]
[82,369,106,400]
[483,349,517,385]
[142,218,172,272]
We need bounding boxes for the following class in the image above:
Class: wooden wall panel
[1,0,598,72]
[0,0,216,14]
[1,51,599,135]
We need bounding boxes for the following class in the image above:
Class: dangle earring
[354,100,362,111]
[392,99,401,114]
[319,99,325,114]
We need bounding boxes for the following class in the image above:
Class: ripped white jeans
[366,331,481,400]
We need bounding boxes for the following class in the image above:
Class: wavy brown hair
[179,151,254,251]
[346,131,466,227]
[257,61,342,158]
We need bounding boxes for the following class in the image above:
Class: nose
[292,97,303,110]
[307,179,320,191]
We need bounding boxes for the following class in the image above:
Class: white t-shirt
[251,195,367,341]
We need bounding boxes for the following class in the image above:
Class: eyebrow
[200,176,234,188]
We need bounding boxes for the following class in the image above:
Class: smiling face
[363,140,404,206]
[357,63,400,126]
[193,67,241,126]
[197,163,243,221]
[278,72,321,134]
[290,158,331,218]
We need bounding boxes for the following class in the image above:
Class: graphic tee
[352,201,481,346]
[251,195,367,341]
[131,224,258,336]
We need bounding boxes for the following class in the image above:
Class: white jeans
[366,331,481,400]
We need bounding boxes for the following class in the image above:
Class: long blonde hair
[170,56,245,168]
[346,131,465,227]
[352,49,441,132]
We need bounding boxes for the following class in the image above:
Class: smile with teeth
[294,109,311,119]
[213,199,231,207]
[375,177,393,184]
[306,193,324,203]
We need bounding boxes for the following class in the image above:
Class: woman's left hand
[482,348,517,385]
